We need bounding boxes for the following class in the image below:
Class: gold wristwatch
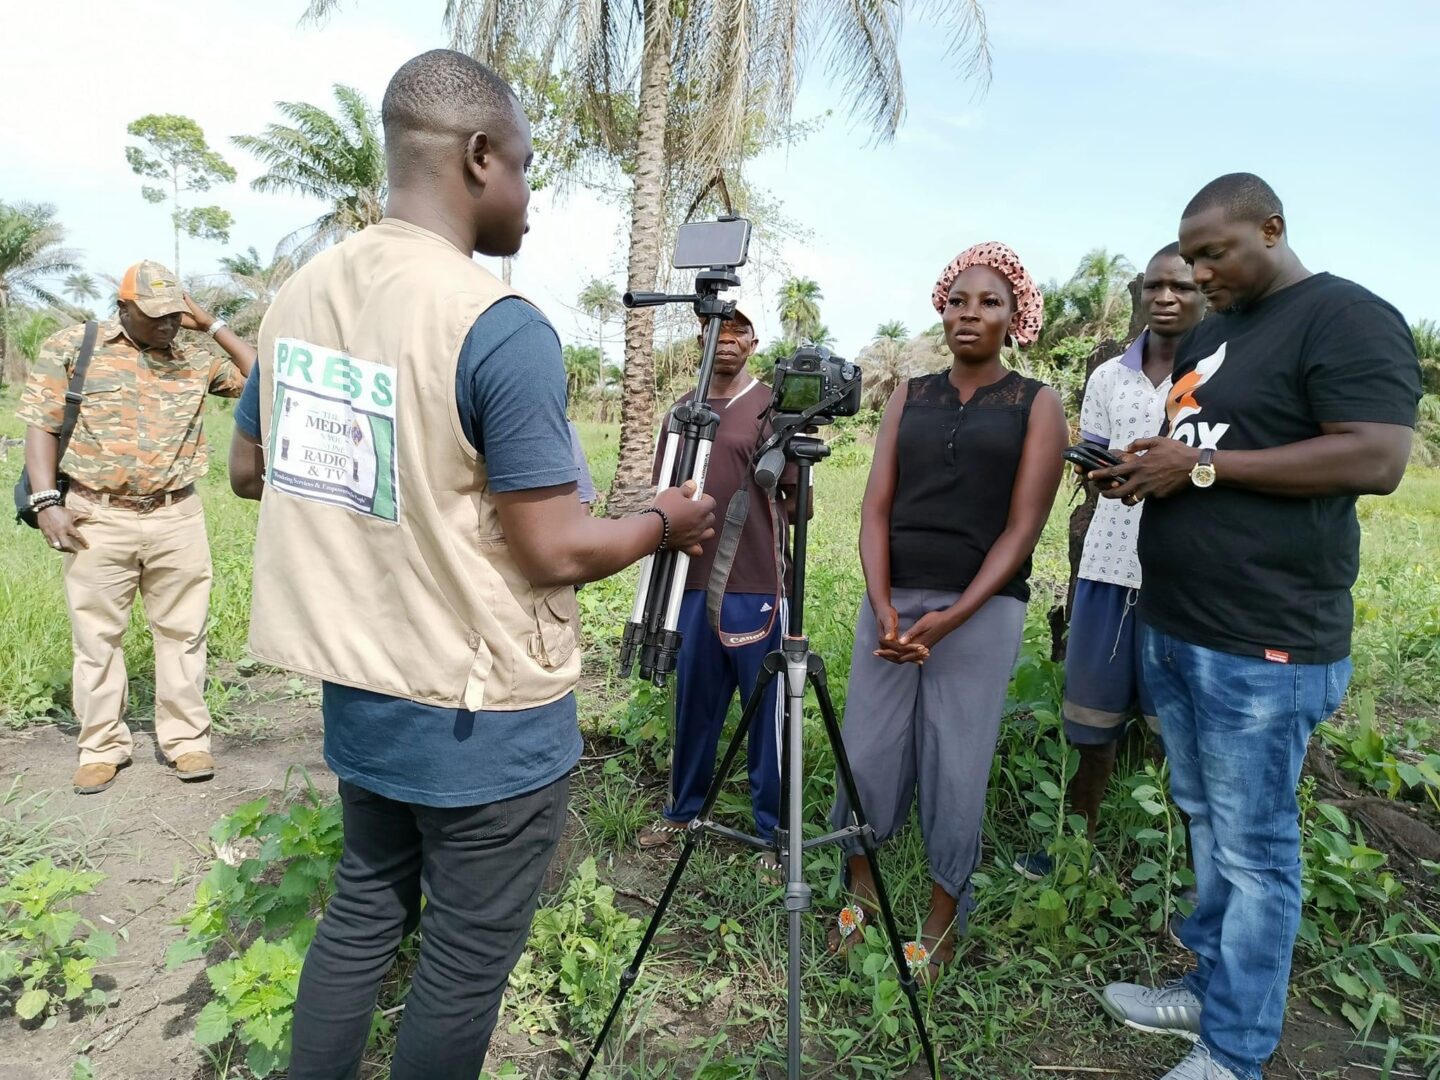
[1190,447,1217,489]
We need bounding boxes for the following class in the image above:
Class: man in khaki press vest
[245,51,714,1080]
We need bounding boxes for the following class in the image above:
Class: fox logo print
[1167,342,1231,449]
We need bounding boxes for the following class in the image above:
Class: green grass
[5,390,1435,726]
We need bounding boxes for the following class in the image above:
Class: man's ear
[465,131,491,187]
[1261,213,1285,248]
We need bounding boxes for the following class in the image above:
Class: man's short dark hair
[381,49,518,143]
[1183,173,1283,224]
[1150,241,1182,263]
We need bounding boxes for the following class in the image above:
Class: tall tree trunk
[0,286,13,388]
[607,2,673,515]
[173,172,182,278]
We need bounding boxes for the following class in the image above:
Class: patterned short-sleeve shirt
[1077,332,1172,588]
[16,318,246,495]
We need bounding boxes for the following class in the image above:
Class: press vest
[248,219,580,710]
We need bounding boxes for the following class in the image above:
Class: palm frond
[233,85,386,262]
[822,0,906,138]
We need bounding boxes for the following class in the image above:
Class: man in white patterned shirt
[1014,244,1205,907]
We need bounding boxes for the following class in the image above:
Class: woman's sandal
[902,933,956,985]
[637,819,690,849]
[827,903,871,955]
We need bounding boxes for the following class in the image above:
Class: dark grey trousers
[832,589,1026,930]
[288,774,569,1080]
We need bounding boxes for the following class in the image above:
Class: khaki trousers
[62,492,214,765]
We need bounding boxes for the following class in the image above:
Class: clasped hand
[872,602,955,665]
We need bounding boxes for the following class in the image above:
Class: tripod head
[624,269,742,411]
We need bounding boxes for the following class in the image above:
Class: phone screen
[673,219,751,269]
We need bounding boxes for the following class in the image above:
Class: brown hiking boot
[172,751,216,782]
[73,761,126,795]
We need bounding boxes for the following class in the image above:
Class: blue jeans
[666,591,784,841]
[1143,627,1350,1080]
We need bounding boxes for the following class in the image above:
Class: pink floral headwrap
[930,241,1044,347]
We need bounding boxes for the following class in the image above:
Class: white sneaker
[1160,1044,1243,1080]
[1100,977,1202,1038]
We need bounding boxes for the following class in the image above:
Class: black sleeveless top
[888,369,1046,601]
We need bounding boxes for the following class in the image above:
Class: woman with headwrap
[828,242,1066,980]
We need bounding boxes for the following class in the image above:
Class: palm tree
[1414,318,1440,399]
[13,310,64,368]
[862,320,909,408]
[63,272,100,306]
[562,344,603,403]
[1414,318,1440,361]
[1066,248,1134,341]
[0,201,80,384]
[303,0,992,511]
[233,85,387,262]
[216,246,298,340]
[577,277,623,393]
[778,277,823,344]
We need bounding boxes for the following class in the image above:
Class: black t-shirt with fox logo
[1137,273,1421,664]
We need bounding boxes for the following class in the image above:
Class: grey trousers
[831,588,1026,929]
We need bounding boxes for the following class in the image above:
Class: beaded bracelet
[640,505,671,553]
[30,495,62,513]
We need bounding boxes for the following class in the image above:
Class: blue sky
[3,0,1437,362]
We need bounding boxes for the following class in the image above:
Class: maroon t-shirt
[653,380,794,595]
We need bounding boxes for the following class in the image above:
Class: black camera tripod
[579,433,939,1080]
[619,268,739,687]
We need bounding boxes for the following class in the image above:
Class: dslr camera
[772,345,862,419]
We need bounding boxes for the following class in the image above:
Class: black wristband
[641,505,670,553]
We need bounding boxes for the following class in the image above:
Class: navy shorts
[1063,578,1157,745]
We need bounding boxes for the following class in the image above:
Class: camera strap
[703,386,852,648]
[705,485,786,649]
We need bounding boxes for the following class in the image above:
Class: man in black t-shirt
[635,303,798,874]
[1089,174,1420,1080]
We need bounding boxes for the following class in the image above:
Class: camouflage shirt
[16,319,246,495]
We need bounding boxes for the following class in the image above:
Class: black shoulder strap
[705,485,785,649]
[56,321,98,460]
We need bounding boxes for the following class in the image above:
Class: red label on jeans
[1264,649,1291,664]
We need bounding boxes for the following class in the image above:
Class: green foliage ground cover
[2,394,1438,1076]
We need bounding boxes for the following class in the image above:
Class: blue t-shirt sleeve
[234,364,262,439]
[568,423,597,504]
[457,299,579,493]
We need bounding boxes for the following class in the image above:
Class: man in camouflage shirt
[18,260,255,794]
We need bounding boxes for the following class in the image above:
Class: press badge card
[266,338,400,523]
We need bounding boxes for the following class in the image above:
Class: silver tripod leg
[782,636,811,1078]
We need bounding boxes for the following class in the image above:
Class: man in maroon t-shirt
[637,304,798,872]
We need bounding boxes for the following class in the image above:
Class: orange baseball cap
[118,260,188,318]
